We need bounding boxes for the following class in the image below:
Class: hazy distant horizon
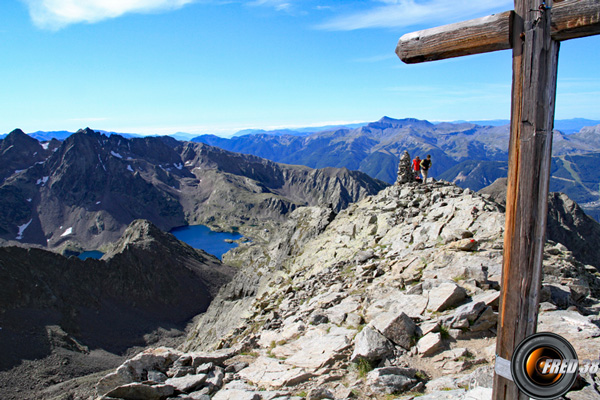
[5,116,600,140]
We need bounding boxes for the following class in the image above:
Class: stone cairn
[395,150,414,185]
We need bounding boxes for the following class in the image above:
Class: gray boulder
[165,374,208,393]
[351,326,394,362]
[427,282,467,312]
[366,367,416,395]
[104,382,175,400]
[417,332,443,357]
[370,311,416,350]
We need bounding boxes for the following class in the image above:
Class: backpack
[421,159,431,170]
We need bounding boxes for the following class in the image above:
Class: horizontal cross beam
[396,0,600,63]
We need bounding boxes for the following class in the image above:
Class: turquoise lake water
[78,225,242,260]
[169,225,242,259]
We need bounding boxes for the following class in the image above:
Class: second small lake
[169,225,243,259]
[78,250,104,260]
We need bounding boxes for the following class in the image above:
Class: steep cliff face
[0,219,235,373]
[0,129,386,252]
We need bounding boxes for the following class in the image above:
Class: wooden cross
[395,1,600,399]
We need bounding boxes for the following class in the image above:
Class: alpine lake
[78,225,242,261]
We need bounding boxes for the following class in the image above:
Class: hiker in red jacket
[412,156,421,181]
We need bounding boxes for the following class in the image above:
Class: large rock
[237,357,314,389]
[426,282,467,313]
[205,367,225,392]
[366,367,416,395]
[350,326,394,362]
[443,301,486,329]
[284,326,353,370]
[190,348,238,367]
[104,382,175,400]
[470,306,497,332]
[164,373,208,393]
[370,311,416,350]
[324,297,361,326]
[211,389,261,400]
[306,387,335,400]
[97,347,182,395]
[417,332,443,357]
[365,292,428,320]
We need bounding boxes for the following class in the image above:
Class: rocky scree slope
[0,128,386,252]
[0,219,235,379]
[97,181,600,400]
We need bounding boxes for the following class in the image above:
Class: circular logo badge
[511,332,578,399]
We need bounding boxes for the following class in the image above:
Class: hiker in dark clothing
[420,154,432,183]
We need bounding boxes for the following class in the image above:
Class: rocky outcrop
[98,180,600,399]
[0,219,235,373]
[480,177,600,269]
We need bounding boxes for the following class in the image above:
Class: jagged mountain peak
[7,128,27,136]
[0,127,47,183]
[75,127,98,136]
[367,116,434,130]
[3,128,39,147]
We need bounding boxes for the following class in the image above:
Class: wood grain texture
[395,11,513,63]
[492,1,559,399]
[395,0,600,64]
[551,0,600,40]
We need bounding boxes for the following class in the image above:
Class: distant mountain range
[3,118,599,141]
[2,117,599,222]
[0,128,386,252]
[191,117,600,221]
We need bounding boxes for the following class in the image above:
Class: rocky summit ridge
[94,180,600,400]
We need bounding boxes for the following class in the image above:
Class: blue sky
[1,0,599,136]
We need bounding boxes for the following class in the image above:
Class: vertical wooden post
[493,1,560,399]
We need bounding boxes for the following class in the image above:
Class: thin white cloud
[21,0,196,30]
[317,0,513,31]
[247,0,294,12]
